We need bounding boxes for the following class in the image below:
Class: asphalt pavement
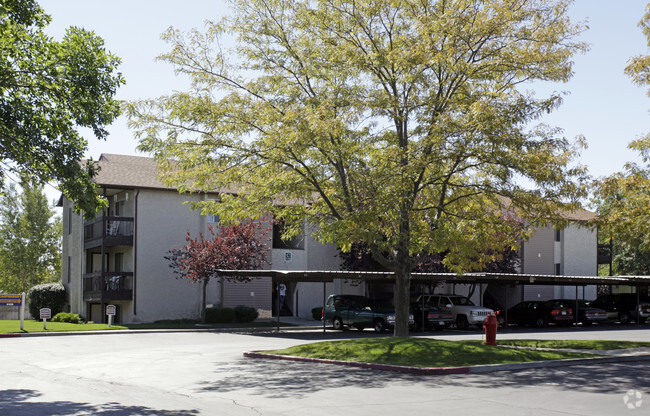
[1,322,650,415]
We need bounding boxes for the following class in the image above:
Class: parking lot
[1,324,650,415]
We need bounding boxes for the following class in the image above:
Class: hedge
[28,283,66,319]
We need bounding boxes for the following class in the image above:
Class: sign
[39,308,51,319]
[0,294,22,306]
[106,305,116,316]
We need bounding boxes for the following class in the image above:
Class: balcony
[83,272,134,302]
[84,216,134,249]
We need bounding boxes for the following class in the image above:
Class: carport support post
[575,286,579,326]
[322,282,326,334]
[637,288,641,326]
[276,282,281,333]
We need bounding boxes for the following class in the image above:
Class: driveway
[0,327,649,415]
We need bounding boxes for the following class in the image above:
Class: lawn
[262,338,601,368]
[0,319,295,334]
[0,320,127,333]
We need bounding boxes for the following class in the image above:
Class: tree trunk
[393,260,411,337]
[201,278,208,324]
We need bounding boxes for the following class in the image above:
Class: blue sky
[41,1,650,197]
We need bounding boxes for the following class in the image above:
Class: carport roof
[216,270,650,286]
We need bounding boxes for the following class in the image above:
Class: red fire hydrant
[483,313,498,346]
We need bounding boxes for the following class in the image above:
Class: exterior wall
[522,225,555,275]
[271,224,342,318]
[562,224,597,276]
[131,190,206,323]
[555,223,598,300]
[523,226,555,301]
[61,199,84,317]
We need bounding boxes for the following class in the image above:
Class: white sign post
[40,308,51,330]
[106,305,116,327]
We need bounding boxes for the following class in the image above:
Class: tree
[129,0,589,336]
[0,0,124,215]
[165,222,268,323]
[592,4,650,275]
[0,175,62,294]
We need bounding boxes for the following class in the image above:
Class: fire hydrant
[483,313,498,346]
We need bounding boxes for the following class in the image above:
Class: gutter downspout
[134,190,140,316]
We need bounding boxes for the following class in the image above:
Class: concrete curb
[243,350,650,375]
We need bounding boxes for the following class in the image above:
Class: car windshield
[370,299,394,310]
[450,296,474,306]
[551,299,589,308]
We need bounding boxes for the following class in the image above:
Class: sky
[39,0,650,203]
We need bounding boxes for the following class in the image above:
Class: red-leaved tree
[165,222,268,323]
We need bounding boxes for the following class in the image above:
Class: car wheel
[374,319,386,333]
[456,315,469,330]
[535,317,547,328]
[619,312,631,325]
[639,318,647,324]
[332,317,344,330]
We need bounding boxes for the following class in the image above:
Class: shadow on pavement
[198,356,650,400]
[0,389,199,416]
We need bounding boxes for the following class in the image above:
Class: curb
[243,350,650,375]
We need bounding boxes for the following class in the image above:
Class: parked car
[410,301,453,331]
[506,300,573,328]
[418,294,494,330]
[550,299,607,326]
[589,293,650,324]
[323,294,414,333]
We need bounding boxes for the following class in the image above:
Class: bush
[28,283,66,319]
[205,306,235,323]
[311,307,323,321]
[52,312,81,324]
[234,305,259,323]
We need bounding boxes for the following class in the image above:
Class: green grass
[0,320,128,333]
[496,339,650,350]
[263,338,599,367]
[0,319,295,334]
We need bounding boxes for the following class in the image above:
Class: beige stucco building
[60,153,600,323]
[60,154,344,323]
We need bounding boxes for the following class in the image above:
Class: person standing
[278,283,286,312]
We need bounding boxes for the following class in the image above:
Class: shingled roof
[87,153,597,220]
[92,153,172,190]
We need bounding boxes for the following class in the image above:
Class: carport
[217,270,650,332]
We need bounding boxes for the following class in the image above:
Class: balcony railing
[84,216,134,248]
[83,272,134,302]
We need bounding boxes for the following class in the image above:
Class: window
[67,256,71,283]
[555,229,561,242]
[206,198,221,223]
[115,200,125,216]
[68,207,72,234]
[555,263,561,275]
[272,218,304,249]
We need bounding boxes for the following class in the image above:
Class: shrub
[52,312,81,324]
[311,307,323,321]
[234,305,259,323]
[28,283,66,319]
[205,306,235,323]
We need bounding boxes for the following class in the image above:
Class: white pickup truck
[418,294,494,330]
